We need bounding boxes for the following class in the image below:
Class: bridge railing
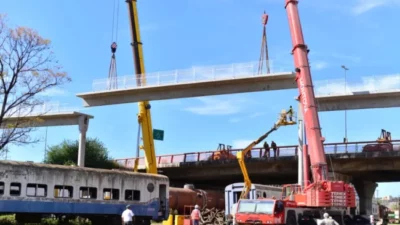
[91,60,293,92]
[115,140,400,169]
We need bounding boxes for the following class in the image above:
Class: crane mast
[285,0,327,183]
[282,0,355,209]
[126,0,157,174]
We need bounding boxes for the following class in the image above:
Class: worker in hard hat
[319,212,339,225]
[271,141,279,159]
[287,106,293,122]
[191,205,203,225]
[263,141,270,159]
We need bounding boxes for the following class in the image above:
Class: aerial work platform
[77,61,296,107]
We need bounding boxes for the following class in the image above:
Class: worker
[263,141,270,158]
[191,205,203,225]
[320,213,339,225]
[121,205,135,225]
[271,141,279,159]
[287,105,293,122]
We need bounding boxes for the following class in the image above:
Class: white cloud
[331,53,361,63]
[38,87,68,97]
[229,112,266,123]
[352,0,399,15]
[313,61,328,70]
[184,97,248,115]
[314,73,400,96]
[232,139,261,149]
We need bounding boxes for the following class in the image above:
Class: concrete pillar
[353,180,378,215]
[77,115,89,167]
[297,102,304,188]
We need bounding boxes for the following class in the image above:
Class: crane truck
[234,1,357,225]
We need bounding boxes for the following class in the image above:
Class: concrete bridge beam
[353,180,378,216]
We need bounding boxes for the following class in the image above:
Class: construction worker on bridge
[271,141,278,159]
[263,141,270,158]
[319,213,339,225]
[191,205,203,225]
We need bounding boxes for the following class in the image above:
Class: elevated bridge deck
[77,60,400,111]
[116,140,400,188]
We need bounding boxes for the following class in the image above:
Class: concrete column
[297,102,304,188]
[77,115,89,167]
[353,180,378,215]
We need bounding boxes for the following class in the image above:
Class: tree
[44,138,121,169]
[0,14,70,151]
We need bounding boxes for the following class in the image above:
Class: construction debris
[200,207,225,225]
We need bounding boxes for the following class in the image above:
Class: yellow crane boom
[126,0,157,174]
[236,108,296,199]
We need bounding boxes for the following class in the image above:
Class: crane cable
[257,11,271,75]
[108,0,120,90]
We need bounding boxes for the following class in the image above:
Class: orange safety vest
[191,209,200,220]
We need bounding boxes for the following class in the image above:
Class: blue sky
[2,0,400,197]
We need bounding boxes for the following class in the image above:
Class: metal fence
[92,60,291,92]
[115,140,400,169]
[4,102,82,118]
[314,73,400,97]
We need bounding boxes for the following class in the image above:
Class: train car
[224,183,282,224]
[0,160,169,225]
[169,184,225,215]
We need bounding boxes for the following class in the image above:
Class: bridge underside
[316,91,400,111]
[77,72,296,107]
[136,153,400,189]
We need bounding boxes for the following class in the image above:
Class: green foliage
[0,214,91,225]
[44,137,120,169]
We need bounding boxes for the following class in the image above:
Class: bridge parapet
[116,140,400,170]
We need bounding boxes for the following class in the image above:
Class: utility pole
[341,65,349,152]
[44,127,48,160]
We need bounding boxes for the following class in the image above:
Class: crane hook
[111,42,117,54]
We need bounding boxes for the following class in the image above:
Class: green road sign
[153,129,164,141]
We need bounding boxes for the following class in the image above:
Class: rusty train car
[169,184,225,215]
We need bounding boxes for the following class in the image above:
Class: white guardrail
[5,103,82,118]
[92,60,289,92]
[91,59,400,97]
[314,73,400,97]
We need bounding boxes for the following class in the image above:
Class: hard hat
[195,205,199,209]
[323,213,329,218]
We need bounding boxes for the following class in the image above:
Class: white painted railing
[5,102,82,118]
[92,60,290,92]
[314,73,400,97]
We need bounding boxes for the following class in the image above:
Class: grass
[0,215,91,225]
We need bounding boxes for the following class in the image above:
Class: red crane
[234,1,356,224]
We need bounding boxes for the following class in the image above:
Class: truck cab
[234,199,289,225]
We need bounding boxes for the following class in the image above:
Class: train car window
[0,182,4,195]
[79,187,97,199]
[26,183,47,197]
[125,189,140,201]
[54,185,73,198]
[103,188,120,200]
[10,182,21,196]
